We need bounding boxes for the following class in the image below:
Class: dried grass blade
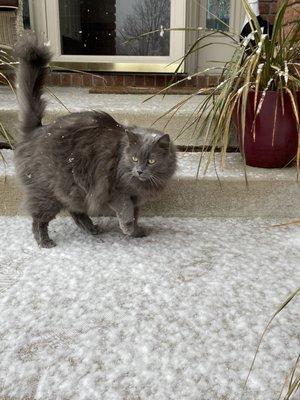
[45,87,71,113]
[243,288,300,392]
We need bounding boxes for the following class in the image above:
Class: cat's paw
[90,224,102,235]
[120,220,135,235]
[131,226,148,238]
[40,239,57,248]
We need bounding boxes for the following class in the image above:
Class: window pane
[59,0,170,56]
[23,0,31,29]
[206,0,230,31]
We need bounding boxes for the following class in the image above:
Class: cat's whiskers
[149,174,162,189]
[151,174,165,189]
[148,175,156,188]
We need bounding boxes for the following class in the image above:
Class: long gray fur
[14,31,177,247]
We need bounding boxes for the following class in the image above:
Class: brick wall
[260,0,300,34]
[282,0,300,33]
[0,70,220,92]
[45,72,218,91]
[259,0,278,22]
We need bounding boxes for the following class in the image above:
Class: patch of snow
[0,216,299,400]
[288,233,300,248]
[0,150,297,182]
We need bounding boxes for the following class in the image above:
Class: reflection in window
[116,0,170,56]
[59,0,170,56]
[206,0,230,31]
[23,0,31,29]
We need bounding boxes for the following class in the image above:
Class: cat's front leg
[109,194,147,237]
[132,206,148,238]
[109,194,135,235]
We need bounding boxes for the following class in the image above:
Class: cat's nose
[137,170,143,175]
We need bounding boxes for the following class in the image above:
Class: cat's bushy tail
[14,31,52,135]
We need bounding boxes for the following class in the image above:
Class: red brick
[103,75,115,86]
[259,0,278,21]
[259,3,270,14]
[174,77,186,88]
[185,76,197,87]
[114,75,124,86]
[92,74,106,87]
[165,76,176,87]
[134,75,145,87]
[269,2,278,13]
[51,73,61,86]
[208,75,219,87]
[197,75,208,88]
[283,0,300,28]
[71,73,83,87]
[268,15,275,23]
[155,75,166,87]
[284,22,300,38]
[45,74,52,86]
[82,74,92,87]
[287,0,300,5]
[124,75,135,86]
[144,75,155,87]
[285,6,300,23]
[61,74,71,86]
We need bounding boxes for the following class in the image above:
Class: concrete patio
[0,215,299,400]
[1,149,299,218]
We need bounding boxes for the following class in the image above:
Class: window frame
[185,0,244,74]
[199,0,243,33]
[30,0,187,73]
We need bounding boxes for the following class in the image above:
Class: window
[59,0,171,56]
[31,0,186,73]
[23,0,31,28]
[206,0,230,31]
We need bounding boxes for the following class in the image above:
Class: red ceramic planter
[233,91,299,168]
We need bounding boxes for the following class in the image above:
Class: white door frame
[185,0,244,74]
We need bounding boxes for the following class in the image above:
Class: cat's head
[123,127,176,187]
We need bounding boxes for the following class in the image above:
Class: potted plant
[229,0,300,168]
[200,0,300,169]
[156,0,300,171]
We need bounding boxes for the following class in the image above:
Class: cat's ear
[155,134,170,149]
[126,130,139,146]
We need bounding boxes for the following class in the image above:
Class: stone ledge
[88,86,199,95]
[0,86,232,147]
[1,150,299,218]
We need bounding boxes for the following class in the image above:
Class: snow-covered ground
[0,216,299,400]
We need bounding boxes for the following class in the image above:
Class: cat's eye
[132,155,138,162]
[148,158,156,165]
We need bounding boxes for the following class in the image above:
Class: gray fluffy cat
[14,31,176,248]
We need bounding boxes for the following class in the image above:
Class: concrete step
[1,149,299,218]
[0,86,235,147]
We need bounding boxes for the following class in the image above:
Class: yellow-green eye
[148,158,156,165]
[132,155,138,162]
